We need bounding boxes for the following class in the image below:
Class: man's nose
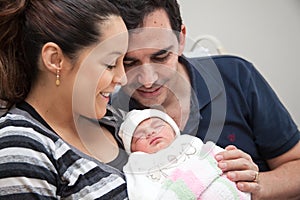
[137,65,158,88]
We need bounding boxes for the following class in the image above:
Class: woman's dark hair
[110,0,182,37]
[0,0,120,109]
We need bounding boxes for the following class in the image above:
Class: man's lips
[136,86,162,98]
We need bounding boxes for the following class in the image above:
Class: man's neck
[162,61,191,130]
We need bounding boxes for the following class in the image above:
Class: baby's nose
[146,130,156,138]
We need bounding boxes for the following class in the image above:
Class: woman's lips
[100,92,110,102]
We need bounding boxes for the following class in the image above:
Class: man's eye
[153,52,171,62]
[123,61,137,68]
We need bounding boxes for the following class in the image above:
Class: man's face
[122,9,185,107]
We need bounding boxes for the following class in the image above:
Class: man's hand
[215,145,261,195]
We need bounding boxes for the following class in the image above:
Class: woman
[0,0,128,199]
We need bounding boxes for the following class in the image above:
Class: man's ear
[178,24,186,56]
[41,42,63,73]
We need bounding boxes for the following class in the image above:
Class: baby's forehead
[138,117,167,127]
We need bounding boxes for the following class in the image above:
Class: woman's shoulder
[0,107,59,143]
[0,106,127,198]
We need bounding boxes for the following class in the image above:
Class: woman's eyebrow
[108,51,123,56]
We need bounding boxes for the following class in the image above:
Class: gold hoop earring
[56,69,60,86]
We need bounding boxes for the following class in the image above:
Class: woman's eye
[106,64,116,70]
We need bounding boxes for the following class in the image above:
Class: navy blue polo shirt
[112,55,300,171]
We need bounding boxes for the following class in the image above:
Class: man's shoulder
[186,55,256,82]
[186,55,254,71]
[187,54,252,64]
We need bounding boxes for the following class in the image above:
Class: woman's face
[72,16,128,119]
[131,117,176,154]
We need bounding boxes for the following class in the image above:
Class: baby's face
[131,117,176,153]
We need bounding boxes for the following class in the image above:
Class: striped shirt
[0,102,128,199]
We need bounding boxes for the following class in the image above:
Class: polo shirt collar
[179,56,224,110]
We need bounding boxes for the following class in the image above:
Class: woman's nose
[114,61,127,86]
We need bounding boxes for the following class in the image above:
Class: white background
[179,0,300,126]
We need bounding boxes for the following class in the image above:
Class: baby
[119,109,250,200]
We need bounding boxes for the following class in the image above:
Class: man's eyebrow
[123,45,174,62]
[151,45,174,57]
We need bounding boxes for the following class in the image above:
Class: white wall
[178,0,300,126]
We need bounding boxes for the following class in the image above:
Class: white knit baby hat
[119,109,181,154]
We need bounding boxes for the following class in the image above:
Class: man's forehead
[128,27,178,52]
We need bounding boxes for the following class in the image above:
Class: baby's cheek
[132,141,147,152]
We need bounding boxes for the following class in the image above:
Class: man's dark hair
[110,0,183,33]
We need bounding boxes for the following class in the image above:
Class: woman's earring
[56,69,60,86]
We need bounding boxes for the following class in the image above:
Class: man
[110,0,300,199]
